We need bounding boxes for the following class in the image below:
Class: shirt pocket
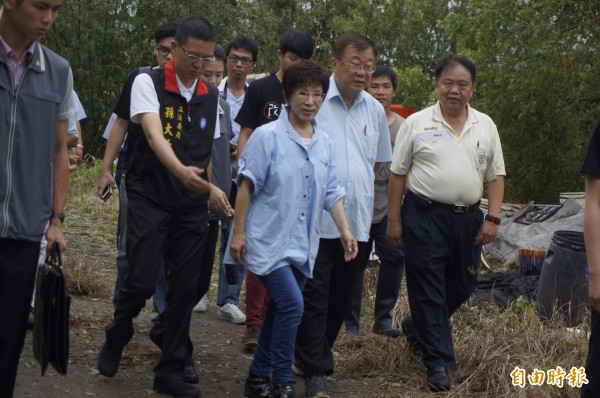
[20,87,63,105]
[474,145,489,172]
[364,132,378,162]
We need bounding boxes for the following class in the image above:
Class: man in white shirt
[387,54,505,392]
[295,33,392,398]
[96,16,221,398]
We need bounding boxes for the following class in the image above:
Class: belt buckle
[453,204,468,214]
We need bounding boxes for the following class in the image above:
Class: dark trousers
[0,239,40,398]
[345,217,405,333]
[196,219,219,300]
[295,238,367,377]
[402,192,482,370]
[582,310,600,397]
[105,194,209,380]
[151,218,219,357]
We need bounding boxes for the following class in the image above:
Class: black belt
[408,191,479,214]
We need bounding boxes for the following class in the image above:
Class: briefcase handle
[46,242,63,269]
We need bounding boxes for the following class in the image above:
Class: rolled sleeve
[236,128,273,195]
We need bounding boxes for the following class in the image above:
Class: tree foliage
[443,0,600,200]
[44,0,600,201]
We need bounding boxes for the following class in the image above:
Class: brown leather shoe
[242,325,261,352]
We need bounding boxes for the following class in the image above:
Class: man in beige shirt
[387,54,505,392]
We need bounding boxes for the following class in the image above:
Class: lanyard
[221,80,246,101]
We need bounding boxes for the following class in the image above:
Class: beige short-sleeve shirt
[390,102,505,205]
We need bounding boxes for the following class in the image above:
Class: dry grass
[332,265,590,397]
[61,161,119,299]
[64,163,591,397]
[63,257,111,296]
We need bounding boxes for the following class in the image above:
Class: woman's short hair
[282,61,330,101]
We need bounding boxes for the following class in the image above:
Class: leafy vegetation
[44,0,600,201]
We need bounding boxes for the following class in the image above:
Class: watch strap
[51,211,66,223]
[485,213,501,225]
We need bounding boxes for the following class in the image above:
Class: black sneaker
[401,317,423,364]
[273,382,296,398]
[304,375,329,398]
[244,375,273,398]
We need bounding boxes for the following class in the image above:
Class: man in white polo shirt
[387,54,505,392]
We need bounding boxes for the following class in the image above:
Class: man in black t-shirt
[234,28,315,350]
[581,117,600,398]
[235,29,314,153]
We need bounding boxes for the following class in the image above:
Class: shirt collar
[325,74,366,107]
[218,76,249,91]
[176,74,197,99]
[0,35,35,61]
[280,105,320,147]
[432,101,479,126]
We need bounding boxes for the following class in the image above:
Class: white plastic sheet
[486,199,584,264]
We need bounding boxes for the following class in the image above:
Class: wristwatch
[485,213,501,225]
[51,211,66,224]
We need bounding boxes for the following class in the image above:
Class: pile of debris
[471,271,539,307]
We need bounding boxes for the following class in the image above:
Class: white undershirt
[130,73,220,139]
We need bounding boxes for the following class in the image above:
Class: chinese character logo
[511,367,526,388]
[263,102,281,120]
[566,367,588,388]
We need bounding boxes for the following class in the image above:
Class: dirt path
[14,295,395,398]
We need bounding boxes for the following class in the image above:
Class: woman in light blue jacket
[225,61,357,398]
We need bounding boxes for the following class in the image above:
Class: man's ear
[2,0,16,11]
[330,57,338,73]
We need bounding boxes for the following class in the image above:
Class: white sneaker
[193,296,208,312]
[218,303,246,324]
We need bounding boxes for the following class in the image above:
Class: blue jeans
[113,177,166,313]
[250,265,307,383]
[216,217,245,306]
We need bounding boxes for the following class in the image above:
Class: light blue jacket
[224,107,345,278]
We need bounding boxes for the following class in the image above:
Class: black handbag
[33,243,70,375]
